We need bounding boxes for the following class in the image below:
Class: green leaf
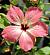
[10,0,19,5]
[15,45,20,50]
[26,0,33,7]
[38,0,44,9]
[40,18,49,25]
[2,4,9,10]
[0,13,10,29]
[40,47,50,55]
[39,0,44,4]
[43,3,50,17]
[35,47,50,55]
[39,4,44,10]
[35,50,45,55]
[44,3,50,11]
[0,24,5,29]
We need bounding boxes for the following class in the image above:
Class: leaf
[0,13,10,29]
[35,50,45,55]
[44,3,50,11]
[40,18,49,25]
[43,3,50,17]
[15,45,20,50]
[26,0,33,7]
[2,4,9,10]
[48,26,50,36]
[0,24,5,29]
[38,0,44,9]
[10,0,19,5]
[35,46,50,55]
[40,47,50,55]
